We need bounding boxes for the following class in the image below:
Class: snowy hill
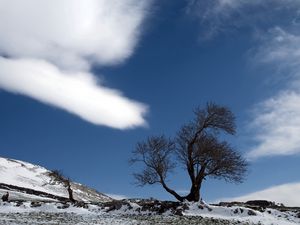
[0,199,299,225]
[0,156,299,225]
[0,157,111,202]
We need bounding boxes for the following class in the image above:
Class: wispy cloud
[186,0,300,39]
[219,182,300,207]
[247,28,300,159]
[247,91,300,159]
[186,0,300,159]
[0,0,151,129]
[253,27,300,80]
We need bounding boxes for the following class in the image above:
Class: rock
[57,203,70,209]
[102,200,129,212]
[182,203,189,211]
[174,208,183,216]
[74,201,88,208]
[247,209,257,216]
[198,205,204,210]
[246,200,275,208]
[218,201,242,207]
[1,192,9,202]
[15,200,24,207]
[31,201,42,208]
[233,208,244,214]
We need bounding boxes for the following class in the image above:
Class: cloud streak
[186,0,300,158]
[219,182,300,207]
[186,0,300,39]
[247,28,300,159]
[0,0,150,128]
[0,57,147,129]
[247,91,300,159]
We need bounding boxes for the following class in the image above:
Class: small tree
[49,170,75,203]
[130,103,248,202]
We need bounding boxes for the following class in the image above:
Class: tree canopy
[130,103,248,202]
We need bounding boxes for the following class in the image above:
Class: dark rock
[135,208,141,213]
[233,208,244,214]
[174,208,183,216]
[103,200,129,212]
[31,201,42,207]
[217,201,243,207]
[247,205,266,213]
[16,201,23,207]
[160,201,181,215]
[57,203,70,209]
[198,205,204,210]
[182,203,189,211]
[74,201,88,208]
[246,200,275,208]
[1,192,9,202]
[247,209,257,216]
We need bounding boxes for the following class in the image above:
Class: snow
[0,156,299,224]
[0,200,299,224]
[0,189,57,202]
[184,202,300,225]
[0,157,111,202]
[0,157,66,196]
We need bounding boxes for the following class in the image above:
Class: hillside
[0,157,111,202]
[0,156,299,225]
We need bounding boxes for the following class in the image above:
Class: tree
[48,170,75,203]
[130,103,248,202]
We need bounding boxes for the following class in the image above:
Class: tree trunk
[184,164,205,202]
[67,183,75,203]
[184,183,201,202]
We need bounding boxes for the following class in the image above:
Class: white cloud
[186,0,300,39]
[186,1,300,158]
[253,28,300,79]
[0,57,147,129]
[246,28,300,159]
[0,0,150,129]
[0,0,150,70]
[247,91,300,159]
[219,182,300,207]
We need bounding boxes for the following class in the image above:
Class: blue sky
[1,0,300,206]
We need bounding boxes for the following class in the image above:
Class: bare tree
[130,103,248,202]
[48,170,75,203]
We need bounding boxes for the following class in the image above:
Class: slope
[0,157,111,202]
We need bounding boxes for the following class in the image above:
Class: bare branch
[130,103,248,202]
[130,136,176,185]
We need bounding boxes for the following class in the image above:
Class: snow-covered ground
[185,202,300,225]
[0,156,299,225]
[0,157,111,202]
[0,200,299,225]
